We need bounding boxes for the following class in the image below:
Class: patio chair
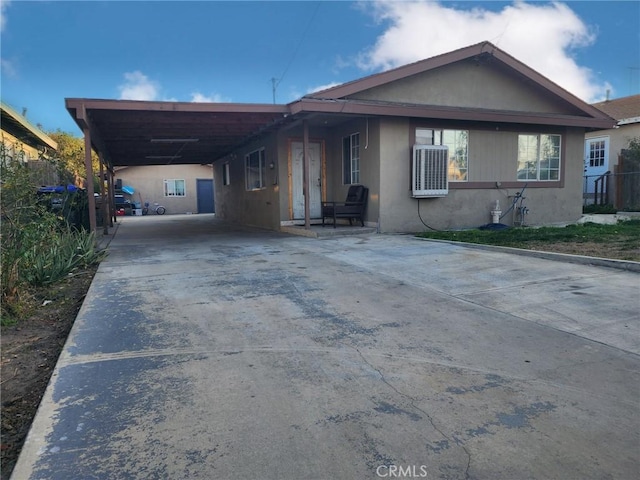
[321,185,368,228]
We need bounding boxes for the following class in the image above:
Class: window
[415,128,468,181]
[164,179,186,196]
[342,133,360,184]
[245,148,265,190]
[223,162,230,186]
[588,139,606,167]
[517,134,561,181]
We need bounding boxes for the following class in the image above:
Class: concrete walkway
[12,214,640,479]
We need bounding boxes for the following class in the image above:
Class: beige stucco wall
[586,123,640,167]
[320,118,381,226]
[351,58,583,115]
[115,164,213,214]
[214,135,281,230]
[215,119,586,233]
[378,119,586,232]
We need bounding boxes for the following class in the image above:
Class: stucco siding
[115,164,213,214]
[214,135,281,230]
[319,118,381,225]
[350,58,582,115]
[586,124,640,167]
[378,122,586,232]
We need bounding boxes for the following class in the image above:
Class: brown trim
[66,98,289,115]
[308,41,614,125]
[408,123,568,188]
[287,137,326,221]
[290,98,615,129]
[450,181,562,189]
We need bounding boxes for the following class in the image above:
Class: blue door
[196,179,215,213]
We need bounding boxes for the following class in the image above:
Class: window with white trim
[415,128,468,181]
[588,139,606,167]
[164,179,186,196]
[342,133,360,185]
[517,134,561,181]
[245,148,265,190]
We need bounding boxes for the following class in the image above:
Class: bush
[1,146,105,322]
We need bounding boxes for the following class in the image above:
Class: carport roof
[65,98,291,168]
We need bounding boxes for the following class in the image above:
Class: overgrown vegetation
[1,146,105,324]
[417,220,640,261]
[582,203,617,214]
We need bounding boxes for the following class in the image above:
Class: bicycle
[142,202,166,215]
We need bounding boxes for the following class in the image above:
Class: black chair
[322,185,368,228]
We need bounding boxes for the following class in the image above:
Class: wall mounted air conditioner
[412,145,449,197]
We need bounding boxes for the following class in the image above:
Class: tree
[47,130,100,186]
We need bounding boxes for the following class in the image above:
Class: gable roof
[291,41,614,130]
[591,94,640,125]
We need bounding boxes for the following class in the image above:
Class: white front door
[291,141,322,219]
[584,137,610,194]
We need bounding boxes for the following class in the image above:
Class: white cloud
[118,71,159,101]
[357,0,608,102]
[1,57,16,78]
[190,92,229,103]
[307,82,342,95]
[0,0,10,32]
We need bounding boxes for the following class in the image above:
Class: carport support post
[83,127,97,233]
[303,120,310,229]
[107,170,114,227]
[98,153,108,235]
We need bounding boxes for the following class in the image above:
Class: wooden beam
[303,120,310,230]
[83,127,97,233]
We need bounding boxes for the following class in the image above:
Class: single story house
[113,164,215,215]
[585,94,640,207]
[66,41,615,234]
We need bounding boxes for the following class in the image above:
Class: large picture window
[164,179,186,197]
[415,128,468,181]
[517,134,561,181]
[245,148,266,190]
[342,133,360,185]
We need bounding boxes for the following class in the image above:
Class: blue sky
[1,1,639,135]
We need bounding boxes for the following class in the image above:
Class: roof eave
[307,41,613,125]
[290,98,617,129]
[1,101,58,150]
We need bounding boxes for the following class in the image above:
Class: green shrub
[1,146,105,323]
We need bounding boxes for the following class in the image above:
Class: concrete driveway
[13,214,639,480]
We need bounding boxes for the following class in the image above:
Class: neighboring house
[114,164,215,214]
[1,101,58,184]
[66,41,615,234]
[585,94,640,207]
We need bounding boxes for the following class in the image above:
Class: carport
[65,99,293,233]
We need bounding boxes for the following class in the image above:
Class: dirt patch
[1,265,97,480]
[521,241,640,262]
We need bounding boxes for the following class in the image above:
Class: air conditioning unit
[412,145,449,197]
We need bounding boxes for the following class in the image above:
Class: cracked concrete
[12,214,640,480]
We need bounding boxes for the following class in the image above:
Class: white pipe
[490,200,501,224]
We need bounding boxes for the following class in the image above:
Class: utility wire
[271,1,321,103]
